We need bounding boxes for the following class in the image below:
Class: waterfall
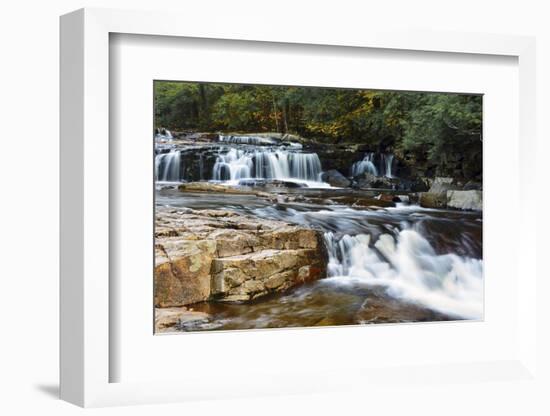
[351,152,395,178]
[288,152,323,181]
[254,150,290,179]
[213,148,254,181]
[155,128,173,142]
[382,154,394,178]
[323,230,483,319]
[351,153,378,176]
[213,148,322,182]
[155,151,182,182]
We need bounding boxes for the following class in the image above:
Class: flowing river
[155,134,483,331]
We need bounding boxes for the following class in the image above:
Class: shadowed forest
[155,82,482,179]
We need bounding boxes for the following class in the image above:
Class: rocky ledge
[419,177,482,211]
[155,207,327,307]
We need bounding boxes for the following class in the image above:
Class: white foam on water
[350,152,395,178]
[212,147,325,185]
[351,152,378,176]
[324,229,483,319]
[155,151,182,182]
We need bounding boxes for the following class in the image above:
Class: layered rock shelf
[419,177,483,211]
[155,207,328,307]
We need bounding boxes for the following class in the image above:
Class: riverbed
[156,185,483,331]
[154,134,483,332]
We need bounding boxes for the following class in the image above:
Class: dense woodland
[154,81,482,178]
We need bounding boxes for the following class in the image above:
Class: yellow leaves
[305,120,345,138]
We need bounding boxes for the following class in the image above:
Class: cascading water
[155,151,182,182]
[323,229,483,319]
[212,147,322,183]
[382,153,394,178]
[155,128,173,142]
[351,153,378,176]
[254,150,288,179]
[212,148,254,181]
[351,152,395,178]
[288,152,323,181]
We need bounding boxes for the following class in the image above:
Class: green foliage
[154,81,482,177]
[399,94,482,174]
[154,81,225,130]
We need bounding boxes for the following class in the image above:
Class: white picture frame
[60,7,538,407]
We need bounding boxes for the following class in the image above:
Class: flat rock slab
[447,190,482,211]
[178,182,274,199]
[155,207,328,307]
[155,307,211,333]
[211,249,325,302]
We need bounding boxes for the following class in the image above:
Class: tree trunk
[272,94,279,133]
[198,84,208,125]
[282,100,289,133]
[287,104,292,132]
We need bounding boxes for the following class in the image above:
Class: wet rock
[219,134,281,146]
[408,193,420,204]
[237,179,305,188]
[419,192,447,209]
[329,195,395,208]
[446,190,482,211]
[184,132,220,142]
[418,177,460,208]
[320,169,351,187]
[178,182,301,200]
[373,193,412,203]
[178,182,235,193]
[354,173,394,189]
[428,177,457,195]
[289,195,306,202]
[155,307,211,333]
[355,287,455,323]
[403,177,430,192]
[463,181,482,191]
[376,193,401,203]
[155,207,328,307]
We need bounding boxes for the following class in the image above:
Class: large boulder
[211,249,325,302]
[354,173,394,189]
[155,240,216,307]
[446,190,482,211]
[418,177,459,208]
[155,207,328,306]
[428,177,456,195]
[155,307,210,333]
[463,181,482,191]
[419,192,447,208]
[406,177,431,192]
[320,169,351,187]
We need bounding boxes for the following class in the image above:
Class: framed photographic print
[60,7,539,408]
[152,81,484,334]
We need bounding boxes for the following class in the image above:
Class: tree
[154,81,482,178]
